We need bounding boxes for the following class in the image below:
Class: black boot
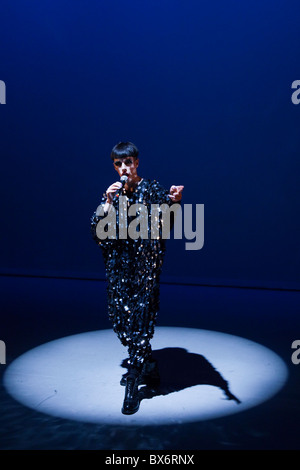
[120,358,160,386]
[121,374,140,415]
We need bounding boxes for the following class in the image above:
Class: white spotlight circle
[3,327,288,425]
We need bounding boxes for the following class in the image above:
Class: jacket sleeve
[150,180,182,233]
[90,192,108,246]
[90,211,102,245]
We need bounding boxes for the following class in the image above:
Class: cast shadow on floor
[122,347,241,405]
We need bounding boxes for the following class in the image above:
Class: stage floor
[0,274,299,450]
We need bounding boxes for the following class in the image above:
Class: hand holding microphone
[105,175,128,204]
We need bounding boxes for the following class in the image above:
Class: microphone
[120,175,128,187]
[113,175,128,202]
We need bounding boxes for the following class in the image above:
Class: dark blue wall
[1,0,300,288]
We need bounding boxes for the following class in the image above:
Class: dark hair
[110,141,139,161]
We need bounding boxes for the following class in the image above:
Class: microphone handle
[113,177,127,202]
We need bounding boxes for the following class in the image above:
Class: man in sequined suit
[91,142,183,415]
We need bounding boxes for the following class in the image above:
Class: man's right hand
[105,181,123,203]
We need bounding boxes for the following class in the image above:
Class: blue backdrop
[1,0,300,289]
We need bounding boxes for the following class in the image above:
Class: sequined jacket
[90,178,177,253]
[90,179,179,342]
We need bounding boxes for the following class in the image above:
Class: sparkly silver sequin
[91,179,177,369]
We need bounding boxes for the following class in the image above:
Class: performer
[91,142,183,415]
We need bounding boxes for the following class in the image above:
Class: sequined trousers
[104,238,165,370]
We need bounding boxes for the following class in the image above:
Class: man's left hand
[168,185,184,202]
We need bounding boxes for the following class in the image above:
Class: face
[113,157,139,183]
